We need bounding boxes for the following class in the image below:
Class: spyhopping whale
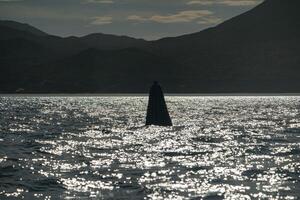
[146,81,172,126]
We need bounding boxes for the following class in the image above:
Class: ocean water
[0,96,300,200]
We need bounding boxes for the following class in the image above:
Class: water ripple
[0,96,300,199]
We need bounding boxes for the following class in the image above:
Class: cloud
[127,10,222,25]
[90,16,113,25]
[127,15,146,21]
[150,10,213,23]
[83,0,114,4]
[187,0,261,6]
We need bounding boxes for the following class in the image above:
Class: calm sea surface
[0,96,300,199]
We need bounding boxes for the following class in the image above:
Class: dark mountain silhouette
[1,0,300,93]
[16,48,181,93]
[0,20,48,36]
[80,33,147,50]
[0,25,40,41]
[0,23,146,55]
[150,0,300,92]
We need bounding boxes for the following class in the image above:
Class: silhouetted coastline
[1,0,300,93]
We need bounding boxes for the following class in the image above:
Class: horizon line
[1,93,300,97]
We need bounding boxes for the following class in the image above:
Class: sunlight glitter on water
[0,96,300,199]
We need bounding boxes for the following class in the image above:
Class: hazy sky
[0,0,263,40]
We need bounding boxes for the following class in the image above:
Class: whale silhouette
[146,81,172,126]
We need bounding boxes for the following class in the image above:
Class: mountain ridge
[0,20,48,36]
[1,0,300,93]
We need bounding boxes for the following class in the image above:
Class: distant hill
[22,48,180,93]
[150,0,300,92]
[1,0,300,93]
[0,20,48,36]
[80,33,147,50]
